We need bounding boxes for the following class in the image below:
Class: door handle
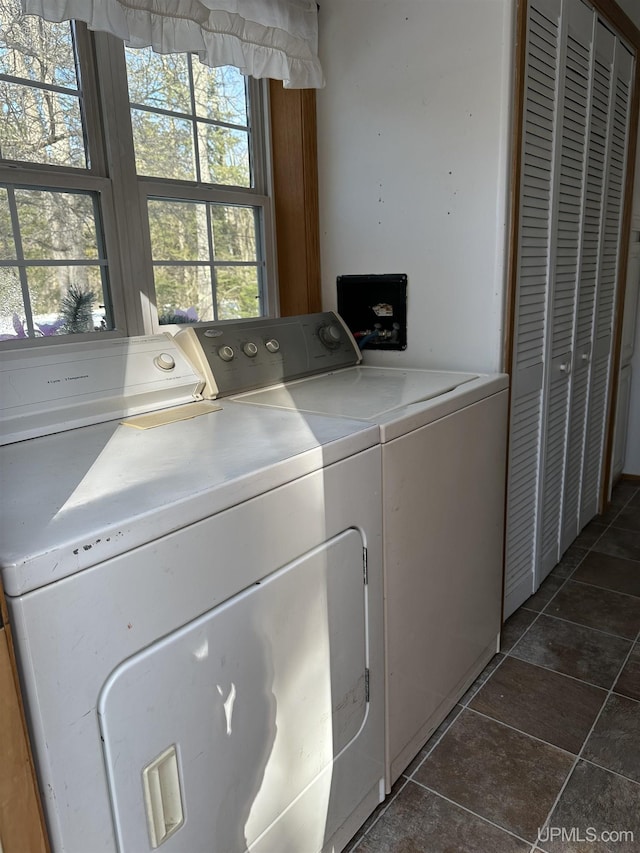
[142,745,184,848]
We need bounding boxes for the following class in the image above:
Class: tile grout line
[401,652,513,783]
[501,607,544,655]
[402,652,640,851]
[509,499,640,846]
[504,549,589,652]
[535,619,640,839]
[479,495,640,840]
[505,649,622,690]
[466,678,640,786]
[350,487,638,852]
[400,704,465,778]
[357,618,555,843]
[594,487,640,548]
[561,576,640,603]
[521,541,594,614]
[515,517,640,643]
[579,754,640,789]
[462,705,577,758]
[347,777,410,851]
[515,539,588,619]
[408,777,537,849]
[516,608,639,642]
[458,653,511,709]
[563,485,639,559]
[596,485,634,528]
[542,500,640,829]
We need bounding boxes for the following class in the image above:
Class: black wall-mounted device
[337,273,407,351]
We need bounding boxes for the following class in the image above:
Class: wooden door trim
[269,83,322,316]
[602,47,640,509]
[0,581,50,852]
[503,0,529,377]
[590,0,640,46]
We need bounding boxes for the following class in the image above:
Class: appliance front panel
[8,448,383,853]
[99,530,368,852]
[384,390,508,782]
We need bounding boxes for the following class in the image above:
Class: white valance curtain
[21,0,324,88]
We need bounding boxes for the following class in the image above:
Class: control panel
[0,334,205,445]
[173,312,361,398]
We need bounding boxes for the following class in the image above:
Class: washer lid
[234,366,479,420]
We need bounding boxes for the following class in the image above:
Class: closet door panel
[580,40,633,525]
[562,21,615,547]
[539,0,593,578]
[504,0,561,616]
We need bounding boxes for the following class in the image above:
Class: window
[0,0,273,344]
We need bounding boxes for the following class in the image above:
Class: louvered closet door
[504,0,561,615]
[504,0,635,618]
[561,24,615,552]
[538,0,593,580]
[580,40,634,525]
[562,23,616,548]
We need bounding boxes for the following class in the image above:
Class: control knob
[218,345,235,362]
[243,342,258,358]
[153,352,176,371]
[265,339,280,353]
[318,324,342,348]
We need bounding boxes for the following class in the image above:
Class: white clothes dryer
[176,312,509,788]
[0,333,385,852]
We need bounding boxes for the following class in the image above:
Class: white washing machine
[0,333,385,852]
[176,312,509,788]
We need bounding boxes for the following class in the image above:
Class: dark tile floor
[347,481,640,853]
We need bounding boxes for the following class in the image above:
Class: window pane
[131,109,196,180]
[0,1,87,168]
[0,81,86,167]
[197,124,250,187]
[125,49,191,114]
[0,183,112,339]
[0,265,109,339]
[0,6,270,341]
[125,53,254,188]
[192,63,247,126]
[16,189,100,259]
[211,205,256,261]
[0,187,15,257]
[28,266,108,333]
[148,200,209,261]
[216,266,260,319]
[0,0,77,88]
[149,200,262,325]
[0,267,23,338]
[154,265,213,324]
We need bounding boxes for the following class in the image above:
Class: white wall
[316,0,514,373]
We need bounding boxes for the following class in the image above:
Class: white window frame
[0,19,277,349]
